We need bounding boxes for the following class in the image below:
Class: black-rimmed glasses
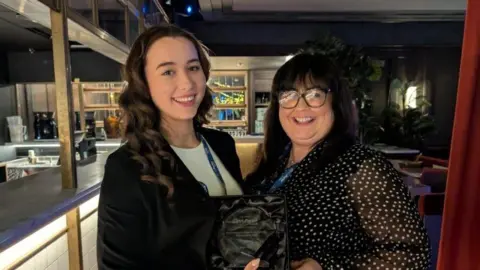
[278,87,331,109]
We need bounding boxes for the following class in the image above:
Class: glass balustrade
[68,0,94,23]
[99,0,127,44]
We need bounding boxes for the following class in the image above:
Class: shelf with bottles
[254,92,271,107]
[206,71,249,130]
[208,72,247,91]
[208,106,247,127]
[252,92,271,135]
[211,90,246,109]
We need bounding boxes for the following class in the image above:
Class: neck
[290,143,313,164]
[161,118,199,148]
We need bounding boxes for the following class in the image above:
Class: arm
[97,153,151,269]
[345,154,431,270]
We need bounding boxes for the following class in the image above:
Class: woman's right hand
[244,258,261,270]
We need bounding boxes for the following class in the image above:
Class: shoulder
[344,144,402,184]
[102,144,142,189]
[343,144,390,165]
[198,127,235,145]
[104,144,140,171]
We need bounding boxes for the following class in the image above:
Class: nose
[178,70,195,91]
[295,96,309,110]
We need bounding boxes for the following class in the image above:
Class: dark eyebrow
[156,58,200,70]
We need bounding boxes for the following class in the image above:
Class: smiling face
[278,78,334,148]
[144,37,207,123]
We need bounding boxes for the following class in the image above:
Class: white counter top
[6,136,265,148]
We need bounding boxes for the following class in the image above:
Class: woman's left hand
[291,258,323,270]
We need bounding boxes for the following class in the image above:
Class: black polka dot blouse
[246,138,431,270]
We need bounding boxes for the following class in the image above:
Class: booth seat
[235,143,263,178]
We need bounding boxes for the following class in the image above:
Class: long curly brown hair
[119,24,213,198]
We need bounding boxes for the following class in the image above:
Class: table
[370,145,420,160]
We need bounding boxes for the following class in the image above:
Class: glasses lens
[304,89,327,107]
[278,91,299,108]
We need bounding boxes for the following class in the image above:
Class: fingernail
[252,258,260,267]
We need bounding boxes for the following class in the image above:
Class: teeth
[295,117,313,123]
[174,96,195,102]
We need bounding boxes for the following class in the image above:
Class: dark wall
[0,52,9,85]
[424,48,461,147]
[7,50,123,83]
[180,21,465,55]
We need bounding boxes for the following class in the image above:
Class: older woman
[245,53,431,270]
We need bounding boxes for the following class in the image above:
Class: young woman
[97,24,244,269]
[245,53,431,270]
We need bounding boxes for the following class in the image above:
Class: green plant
[298,35,382,144]
[379,79,436,149]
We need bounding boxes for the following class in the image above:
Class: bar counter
[0,136,264,269]
[0,155,105,251]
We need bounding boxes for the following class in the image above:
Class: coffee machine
[34,112,58,140]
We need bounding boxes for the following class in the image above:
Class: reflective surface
[98,0,126,44]
[1,0,129,63]
[68,0,94,23]
[209,195,288,269]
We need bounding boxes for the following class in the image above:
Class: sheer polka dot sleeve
[345,154,431,269]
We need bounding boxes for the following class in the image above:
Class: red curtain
[437,0,480,269]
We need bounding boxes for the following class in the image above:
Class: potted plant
[379,79,436,150]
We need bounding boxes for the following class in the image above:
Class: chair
[235,143,263,178]
[416,155,449,168]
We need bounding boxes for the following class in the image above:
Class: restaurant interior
[0,0,478,269]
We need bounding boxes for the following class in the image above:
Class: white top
[171,141,243,197]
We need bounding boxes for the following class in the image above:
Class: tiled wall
[13,211,98,270]
[15,234,69,270]
[81,212,98,270]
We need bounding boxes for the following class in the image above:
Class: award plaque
[208,195,289,270]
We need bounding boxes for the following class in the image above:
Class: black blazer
[97,128,244,270]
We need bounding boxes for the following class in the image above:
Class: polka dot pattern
[264,143,431,269]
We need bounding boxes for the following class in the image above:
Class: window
[406,86,418,108]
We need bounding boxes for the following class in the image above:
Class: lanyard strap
[268,165,296,192]
[199,135,227,195]
[268,142,296,193]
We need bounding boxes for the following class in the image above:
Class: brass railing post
[50,0,83,269]
[124,4,131,46]
[91,0,99,26]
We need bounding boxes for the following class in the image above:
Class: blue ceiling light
[186,5,193,14]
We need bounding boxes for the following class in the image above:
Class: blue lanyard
[199,135,227,195]
[268,164,296,192]
[268,143,296,192]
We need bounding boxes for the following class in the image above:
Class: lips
[293,117,315,124]
[173,95,195,103]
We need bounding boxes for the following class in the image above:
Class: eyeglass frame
[277,86,331,109]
